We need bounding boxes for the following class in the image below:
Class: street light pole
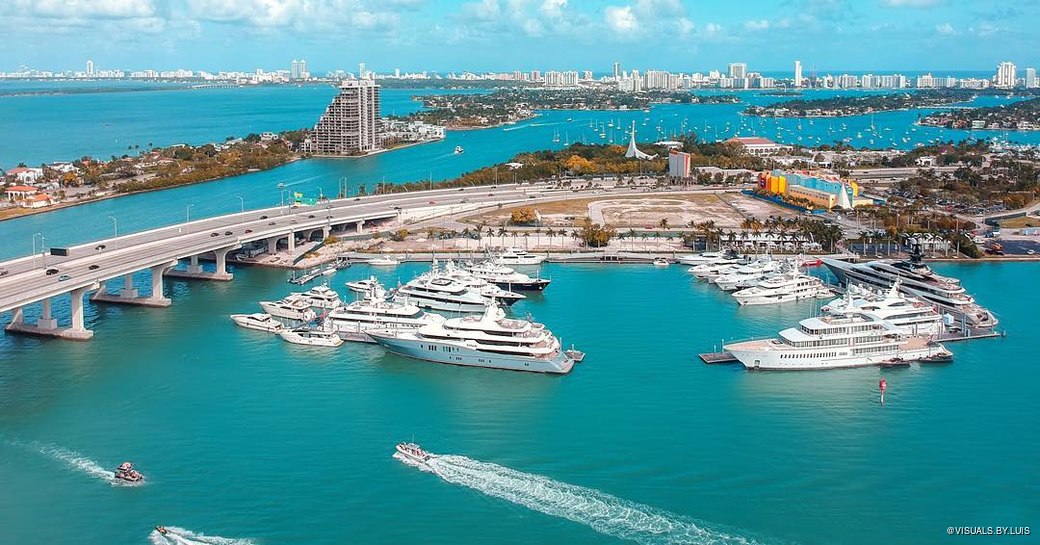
[186,204,194,232]
[235,195,244,212]
[108,216,118,248]
[32,232,43,268]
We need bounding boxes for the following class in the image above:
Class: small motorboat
[880,357,911,368]
[279,326,344,347]
[155,526,168,536]
[652,257,669,267]
[454,146,464,154]
[114,461,144,483]
[367,256,400,267]
[395,442,431,463]
[230,313,285,333]
[802,258,823,267]
[919,351,954,364]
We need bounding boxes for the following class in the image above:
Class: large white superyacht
[491,248,546,266]
[392,273,493,314]
[464,260,551,291]
[367,301,576,374]
[326,279,444,342]
[731,271,834,305]
[724,306,952,370]
[822,245,997,327]
[819,281,945,336]
[440,262,526,305]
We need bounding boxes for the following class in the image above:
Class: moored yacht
[393,274,490,314]
[367,256,400,267]
[491,248,546,266]
[279,326,345,347]
[327,280,444,342]
[732,272,834,305]
[677,252,726,266]
[823,245,997,327]
[231,313,286,333]
[713,259,784,290]
[346,277,380,294]
[464,260,551,291]
[292,284,343,309]
[440,262,525,305]
[724,306,952,370]
[259,296,317,321]
[368,301,577,374]
[820,281,945,336]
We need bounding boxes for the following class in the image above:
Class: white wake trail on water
[148,526,254,545]
[408,453,772,545]
[11,440,140,486]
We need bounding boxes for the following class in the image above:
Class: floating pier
[699,351,738,364]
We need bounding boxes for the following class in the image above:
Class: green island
[393,89,738,129]
[745,89,986,118]
[918,97,1040,131]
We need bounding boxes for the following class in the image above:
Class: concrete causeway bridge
[0,183,542,340]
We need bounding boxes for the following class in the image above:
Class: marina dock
[699,351,739,364]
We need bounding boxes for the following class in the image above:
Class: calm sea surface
[0,82,1036,545]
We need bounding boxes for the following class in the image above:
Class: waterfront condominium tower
[306,79,382,155]
[794,60,803,87]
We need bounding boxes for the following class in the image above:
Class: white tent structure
[624,121,657,160]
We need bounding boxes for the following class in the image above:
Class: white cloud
[633,0,684,17]
[540,0,566,19]
[604,5,638,33]
[462,0,501,21]
[676,17,694,37]
[935,22,954,35]
[744,19,770,31]
[5,0,156,19]
[704,22,722,35]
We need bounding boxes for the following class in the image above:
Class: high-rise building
[531,69,541,81]
[728,63,747,79]
[359,61,367,80]
[613,62,621,81]
[544,70,579,87]
[1026,68,1037,89]
[583,70,593,81]
[995,61,1017,88]
[86,59,94,77]
[394,67,401,78]
[668,150,692,178]
[306,79,382,155]
[291,59,299,80]
[794,60,802,88]
[299,59,308,79]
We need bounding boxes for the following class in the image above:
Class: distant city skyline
[0,1,1036,73]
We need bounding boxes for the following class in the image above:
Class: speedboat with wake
[396,442,431,463]
[114,461,144,483]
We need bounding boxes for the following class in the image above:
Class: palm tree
[659,218,669,229]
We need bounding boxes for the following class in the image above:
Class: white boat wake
[14,440,140,487]
[399,452,772,545]
[149,526,254,545]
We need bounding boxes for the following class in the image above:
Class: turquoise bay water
[0,262,1036,545]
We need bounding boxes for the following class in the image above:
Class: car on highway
[224,231,233,236]
[210,232,219,237]
[245,229,253,234]
[308,214,315,219]
[88,264,100,270]
[58,274,71,282]
[354,197,360,201]
[95,244,106,250]
[0,268,8,276]
[260,215,268,219]
[487,193,494,197]
[393,206,401,210]
[268,221,276,226]
[45,268,59,275]
[428,200,437,204]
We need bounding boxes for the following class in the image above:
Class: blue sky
[0,0,1035,74]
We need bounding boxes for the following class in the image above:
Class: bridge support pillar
[147,262,176,305]
[187,254,203,274]
[213,247,233,279]
[120,274,139,299]
[288,232,296,253]
[67,287,93,339]
[38,297,58,330]
[267,236,280,254]
[356,220,365,235]
[322,226,331,240]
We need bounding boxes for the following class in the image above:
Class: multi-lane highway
[0,182,551,319]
